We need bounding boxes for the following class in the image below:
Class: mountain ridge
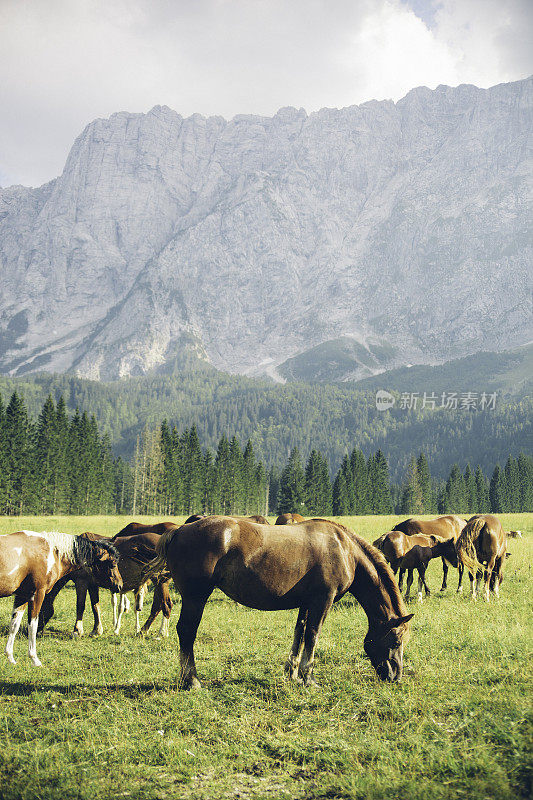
[0,76,531,380]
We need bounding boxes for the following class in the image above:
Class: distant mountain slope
[0,77,531,380]
[0,351,529,480]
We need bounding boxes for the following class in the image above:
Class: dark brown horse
[392,515,466,591]
[275,513,305,525]
[399,539,458,602]
[144,517,413,689]
[1,531,121,666]
[456,514,507,601]
[373,531,441,591]
[185,514,269,524]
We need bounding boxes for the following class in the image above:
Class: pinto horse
[1,531,121,666]
[39,531,173,638]
[456,514,507,601]
[392,515,466,591]
[144,516,413,689]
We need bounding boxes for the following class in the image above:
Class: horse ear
[384,613,414,632]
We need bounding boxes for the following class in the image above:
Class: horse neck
[349,544,404,628]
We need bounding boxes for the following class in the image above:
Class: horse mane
[309,519,409,620]
[73,535,119,568]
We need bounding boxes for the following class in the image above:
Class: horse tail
[456,517,486,573]
[142,527,178,582]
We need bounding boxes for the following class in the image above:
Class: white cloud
[0,0,530,187]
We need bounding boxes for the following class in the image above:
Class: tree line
[0,391,530,516]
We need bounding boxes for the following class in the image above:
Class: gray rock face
[0,78,531,380]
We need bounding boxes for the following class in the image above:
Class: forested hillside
[0,363,530,481]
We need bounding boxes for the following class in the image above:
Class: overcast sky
[1,0,531,187]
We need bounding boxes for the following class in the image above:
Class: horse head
[364,614,414,682]
[84,539,122,592]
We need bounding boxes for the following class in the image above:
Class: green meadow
[0,514,531,800]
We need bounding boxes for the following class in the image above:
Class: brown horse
[39,531,173,638]
[392,515,466,591]
[456,514,507,601]
[113,521,178,540]
[185,514,269,524]
[275,513,305,525]
[1,531,121,666]
[144,517,413,689]
[400,539,459,602]
[373,531,441,591]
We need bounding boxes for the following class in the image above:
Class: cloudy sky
[1,0,531,187]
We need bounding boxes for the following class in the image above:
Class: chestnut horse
[275,513,305,525]
[144,516,413,689]
[185,514,269,524]
[392,515,466,591]
[112,521,178,540]
[456,514,507,600]
[1,531,121,666]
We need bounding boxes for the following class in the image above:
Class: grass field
[0,514,531,800]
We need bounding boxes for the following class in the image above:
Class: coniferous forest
[0,390,531,517]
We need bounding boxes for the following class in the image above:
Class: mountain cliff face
[0,77,531,381]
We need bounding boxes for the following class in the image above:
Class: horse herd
[0,512,521,685]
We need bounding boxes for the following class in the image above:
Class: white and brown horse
[144,516,413,689]
[39,531,173,638]
[456,514,507,600]
[1,531,121,666]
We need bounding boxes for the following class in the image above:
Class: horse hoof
[182,676,202,691]
[6,656,16,666]
[304,677,320,689]
[89,629,103,638]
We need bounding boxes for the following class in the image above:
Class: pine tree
[464,464,477,514]
[305,449,326,515]
[489,465,505,513]
[368,450,393,514]
[416,453,433,512]
[277,447,306,514]
[332,469,350,515]
[350,448,370,514]
[400,456,423,514]
[5,392,32,514]
[474,465,490,512]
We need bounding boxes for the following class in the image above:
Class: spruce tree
[5,392,32,514]
[474,465,490,512]
[277,447,306,514]
[489,465,505,513]
[350,448,370,514]
[516,453,533,512]
[464,464,477,514]
[416,453,433,512]
[332,469,349,515]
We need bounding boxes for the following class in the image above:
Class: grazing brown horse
[1,531,121,666]
[246,515,270,524]
[400,539,458,602]
[144,517,413,689]
[392,515,466,591]
[275,513,305,525]
[39,531,173,638]
[185,514,269,524]
[456,514,507,601]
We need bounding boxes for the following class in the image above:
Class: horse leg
[404,570,414,601]
[5,596,27,665]
[176,590,212,690]
[284,606,308,680]
[456,564,464,593]
[140,580,172,637]
[88,583,103,636]
[298,594,334,687]
[113,591,125,634]
[28,588,46,667]
[38,573,70,633]
[483,557,496,601]
[397,567,405,591]
[421,564,431,598]
[72,577,89,638]
[440,558,448,592]
[134,585,146,634]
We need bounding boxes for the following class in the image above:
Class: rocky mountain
[0,77,531,381]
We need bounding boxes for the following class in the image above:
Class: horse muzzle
[376,660,402,682]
